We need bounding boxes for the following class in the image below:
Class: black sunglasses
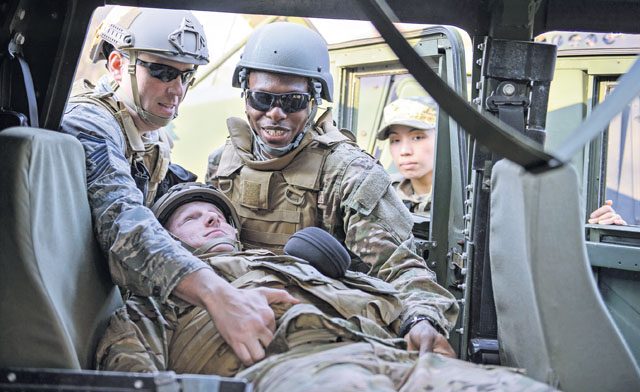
[136,59,197,85]
[246,90,312,114]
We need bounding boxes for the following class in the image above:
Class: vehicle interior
[0,0,638,391]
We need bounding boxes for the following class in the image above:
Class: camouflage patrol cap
[89,7,209,65]
[151,183,240,233]
[233,22,333,102]
[376,98,438,140]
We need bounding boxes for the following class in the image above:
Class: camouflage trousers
[239,341,555,392]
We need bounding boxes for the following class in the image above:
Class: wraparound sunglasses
[246,90,312,113]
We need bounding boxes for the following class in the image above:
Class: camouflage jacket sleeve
[320,143,458,336]
[60,102,210,301]
[204,145,225,184]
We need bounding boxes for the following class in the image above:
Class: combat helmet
[151,182,241,253]
[377,97,438,140]
[233,22,333,103]
[89,7,209,127]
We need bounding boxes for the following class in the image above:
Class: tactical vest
[69,79,171,206]
[212,116,353,253]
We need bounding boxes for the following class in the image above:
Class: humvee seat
[0,127,123,369]
[489,159,640,391]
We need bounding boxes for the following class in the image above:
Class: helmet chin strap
[193,237,241,256]
[125,50,175,129]
[168,232,240,256]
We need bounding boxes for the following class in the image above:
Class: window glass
[600,82,640,225]
[352,72,432,171]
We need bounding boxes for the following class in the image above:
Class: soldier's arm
[322,152,458,337]
[204,145,225,184]
[60,103,210,301]
[95,298,171,372]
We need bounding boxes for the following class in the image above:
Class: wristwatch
[399,315,444,337]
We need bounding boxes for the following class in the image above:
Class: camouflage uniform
[60,75,209,300]
[392,175,432,218]
[206,116,456,334]
[97,250,554,392]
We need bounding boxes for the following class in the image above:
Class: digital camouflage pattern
[60,75,210,301]
[392,176,432,218]
[96,250,555,392]
[206,116,456,334]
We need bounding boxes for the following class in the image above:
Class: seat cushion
[0,127,122,369]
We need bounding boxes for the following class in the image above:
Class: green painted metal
[586,242,640,272]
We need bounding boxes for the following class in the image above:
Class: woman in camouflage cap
[377,98,438,217]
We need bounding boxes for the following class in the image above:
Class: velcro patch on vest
[346,164,391,215]
[240,167,273,210]
[282,148,326,190]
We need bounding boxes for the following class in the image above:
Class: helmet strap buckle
[312,80,323,106]
[239,68,249,93]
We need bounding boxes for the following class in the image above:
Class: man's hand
[588,200,627,225]
[405,320,455,358]
[174,269,299,366]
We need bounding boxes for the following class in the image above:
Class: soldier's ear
[107,51,125,82]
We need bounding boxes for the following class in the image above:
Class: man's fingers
[590,205,613,219]
[418,340,433,356]
[593,213,626,225]
[432,337,456,358]
[233,343,254,367]
[404,335,418,352]
[260,287,300,305]
[244,338,266,366]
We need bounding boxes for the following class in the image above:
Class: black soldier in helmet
[205,22,458,357]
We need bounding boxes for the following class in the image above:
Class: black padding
[284,227,350,279]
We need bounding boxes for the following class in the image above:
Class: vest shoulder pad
[68,79,119,115]
[314,129,353,147]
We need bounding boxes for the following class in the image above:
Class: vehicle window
[598,82,640,225]
[350,71,432,171]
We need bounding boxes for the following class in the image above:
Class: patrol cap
[232,22,333,102]
[151,182,240,232]
[89,7,209,65]
[376,98,438,140]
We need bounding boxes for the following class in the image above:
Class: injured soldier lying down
[97,182,554,392]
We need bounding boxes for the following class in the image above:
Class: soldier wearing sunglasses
[60,8,298,367]
[206,22,458,358]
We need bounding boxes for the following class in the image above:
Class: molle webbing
[214,118,353,252]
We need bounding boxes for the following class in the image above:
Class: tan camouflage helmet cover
[89,7,209,65]
[376,98,438,140]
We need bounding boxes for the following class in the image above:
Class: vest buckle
[285,186,305,206]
